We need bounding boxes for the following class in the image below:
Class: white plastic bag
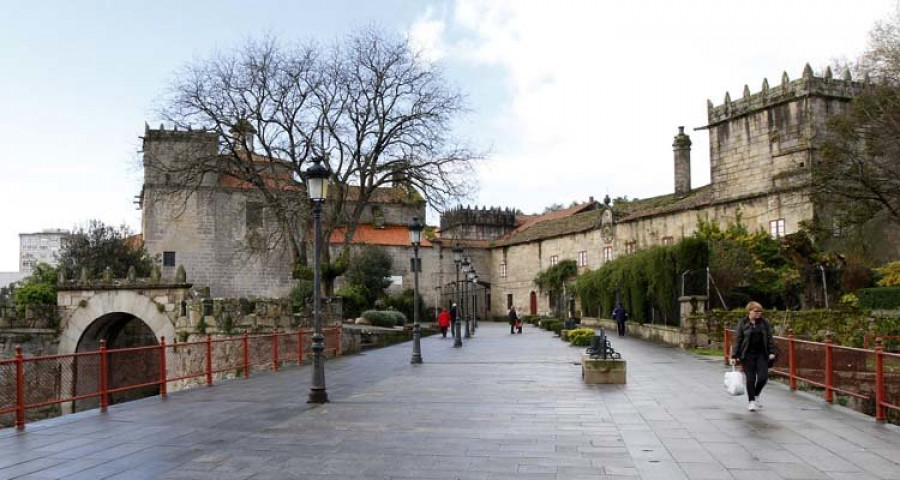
[724,366,746,396]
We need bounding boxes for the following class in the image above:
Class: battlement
[143,123,218,143]
[440,205,517,231]
[706,64,867,126]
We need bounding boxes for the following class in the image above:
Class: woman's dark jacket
[731,317,774,361]
[508,309,518,325]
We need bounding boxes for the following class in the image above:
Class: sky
[0,0,895,272]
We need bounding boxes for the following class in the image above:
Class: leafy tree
[14,263,58,310]
[343,246,393,308]
[157,28,480,280]
[534,259,578,318]
[57,220,156,280]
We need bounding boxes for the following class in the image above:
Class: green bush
[361,310,407,328]
[857,287,900,310]
[567,328,595,346]
[336,284,368,319]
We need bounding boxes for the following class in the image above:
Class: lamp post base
[308,388,329,404]
[410,354,423,364]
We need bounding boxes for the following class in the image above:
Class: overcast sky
[0,0,895,272]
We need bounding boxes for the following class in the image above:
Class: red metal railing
[0,327,341,431]
[724,328,900,422]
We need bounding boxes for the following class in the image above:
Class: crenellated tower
[440,206,518,241]
[704,64,866,203]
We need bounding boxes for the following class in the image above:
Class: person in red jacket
[437,308,451,338]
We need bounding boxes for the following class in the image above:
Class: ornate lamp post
[305,156,330,404]
[470,269,478,333]
[461,257,471,339]
[452,243,463,348]
[409,217,424,364]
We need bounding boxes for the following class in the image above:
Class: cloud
[408,7,448,63]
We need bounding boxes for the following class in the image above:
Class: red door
[530,291,537,315]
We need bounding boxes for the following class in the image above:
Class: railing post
[159,336,167,398]
[273,329,280,372]
[242,331,250,378]
[875,337,885,422]
[723,328,730,365]
[788,328,797,390]
[824,333,833,403]
[206,334,213,386]
[337,326,343,356]
[15,346,25,431]
[99,340,109,412]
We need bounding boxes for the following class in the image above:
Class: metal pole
[411,243,423,364]
[473,282,478,332]
[820,265,829,309]
[308,201,329,403]
[454,262,462,348]
[464,270,471,339]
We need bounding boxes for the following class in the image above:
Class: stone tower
[705,64,864,203]
[440,206,517,241]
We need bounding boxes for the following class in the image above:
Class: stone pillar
[673,126,692,197]
[679,295,708,348]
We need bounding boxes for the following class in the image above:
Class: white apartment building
[19,229,69,272]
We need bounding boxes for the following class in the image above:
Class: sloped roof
[329,224,433,247]
[616,185,713,221]
[493,209,602,246]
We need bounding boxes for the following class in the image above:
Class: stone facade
[443,66,886,319]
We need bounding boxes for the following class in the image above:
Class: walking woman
[730,301,776,411]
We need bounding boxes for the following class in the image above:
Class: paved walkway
[0,322,899,480]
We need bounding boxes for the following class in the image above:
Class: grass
[690,347,723,357]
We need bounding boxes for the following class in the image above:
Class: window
[832,218,843,238]
[769,219,786,238]
[550,255,559,266]
[163,251,176,267]
[602,246,612,262]
[507,294,514,309]
[662,236,674,246]
[577,251,587,267]
[625,241,636,254]
[246,202,263,230]
[500,262,507,278]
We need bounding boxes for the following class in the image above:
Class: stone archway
[57,290,177,413]
[58,290,176,356]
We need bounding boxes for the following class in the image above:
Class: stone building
[139,125,433,305]
[438,65,892,319]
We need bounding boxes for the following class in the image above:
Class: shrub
[857,287,900,310]
[567,328,595,346]
[361,310,407,328]
[336,284,367,319]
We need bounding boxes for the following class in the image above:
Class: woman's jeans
[743,352,769,401]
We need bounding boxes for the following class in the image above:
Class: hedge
[857,287,900,310]
[567,328,595,347]
[361,310,407,328]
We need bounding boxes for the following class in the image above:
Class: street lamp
[470,269,478,332]
[461,257,471,339]
[452,243,463,348]
[409,217,424,364]
[305,155,329,404]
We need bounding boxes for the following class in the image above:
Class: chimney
[230,119,256,152]
[673,126,692,197]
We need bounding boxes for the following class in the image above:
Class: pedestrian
[437,308,451,338]
[449,303,458,337]
[508,306,518,334]
[730,301,776,412]
[612,302,628,337]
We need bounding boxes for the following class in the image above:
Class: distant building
[19,229,70,273]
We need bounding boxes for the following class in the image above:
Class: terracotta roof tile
[329,224,433,247]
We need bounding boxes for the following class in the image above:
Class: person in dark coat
[730,301,776,412]
[449,303,458,338]
[508,306,518,334]
[612,302,628,337]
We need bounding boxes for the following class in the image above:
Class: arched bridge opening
[73,312,160,411]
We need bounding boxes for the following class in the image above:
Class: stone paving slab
[0,322,899,479]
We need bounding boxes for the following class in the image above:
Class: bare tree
[154,28,480,271]
[817,11,900,230]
